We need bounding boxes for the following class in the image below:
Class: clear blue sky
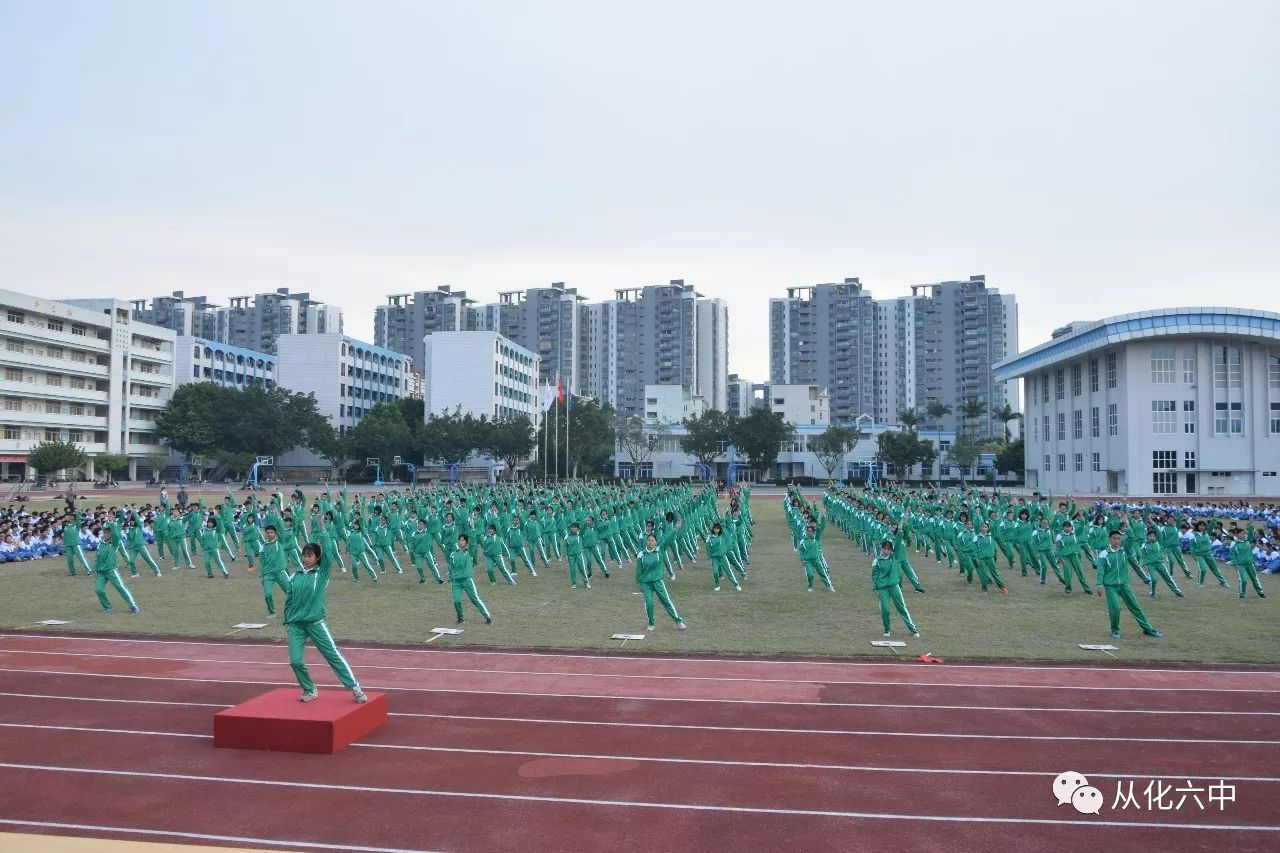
[2,1,1277,381]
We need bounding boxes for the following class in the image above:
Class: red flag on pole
[556,375,565,404]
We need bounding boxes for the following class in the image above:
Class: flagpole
[554,374,561,481]
[541,383,548,482]
[565,383,571,482]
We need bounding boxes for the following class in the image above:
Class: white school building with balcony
[1,290,176,481]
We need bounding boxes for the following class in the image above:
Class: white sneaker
[713,586,721,592]
[585,582,591,589]
[912,632,921,638]
[352,688,367,704]
[883,632,891,638]
[677,621,687,630]
[300,691,318,702]
[647,624,655,631]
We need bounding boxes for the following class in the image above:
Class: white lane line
[0,819,443,853]
[7,667,1280,724]
[0,691,228,709]
[4,632,1276,680]
[4,721,1280,783]
[2,762,1276,832]
[2,649,1275,695]
[0,692,1276,746]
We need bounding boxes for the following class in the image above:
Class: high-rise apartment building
[131,288,341,355]
[769,278,877,423]
[770,275,1019,437]
[373,286,472,372]
[490,283,583,389]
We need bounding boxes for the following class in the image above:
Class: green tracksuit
[1096,546,1158,636]
[92,539,137,612]
[975,531,1005,591]
[258,538,290,615]
[872,550,917,636]
[1054,530,1089,593]
[564,532,588,587]
[706,533,741,590]
[479,532,515,585]
[62,513,90,575]
[1189,532,1227,586]
[282,558,360,693]
[1230,538,1266,598]
[798,531,834,591]
[635,547,682,627]
[581,525,610,578]
[1141,540,1182,597]
[345,531,378,581]
[197,526,229,578]
[411,527,444,583]
[447,548,491,622]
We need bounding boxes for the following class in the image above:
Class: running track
[0,633,1277,853]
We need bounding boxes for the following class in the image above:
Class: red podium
[214,688,388,754]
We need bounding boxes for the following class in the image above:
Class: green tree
[945,436,984,485]
[155,383,225,460]
[95,452,127,483]
[994,402,1023,443]
[615,414,657,478]
[481,416,537,480]
[897,408,923,432]
[312,427,353,480]
[731,409,795,479]
[146,452,171,479]
[874,430,937,481]
[996,437,1025,477]
[679,409,732,473]
[961,396,988,439]
[425,407,487,468]
[558,397,616,479]
[350,404,416,474]
[27,441,87,479]
[808,424,858,481]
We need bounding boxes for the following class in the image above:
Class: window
[1073,453,1083,472]
[1071,364,1082,397]
[1182,347,1197,384]
[3,425,17,439]
[47,346,62,359]
[44,428,60,441]
[1183,400,1196,433]
[1055,369,1065,400]
[1153,450,1177,469]
[1032,417,1038,440]
[1152,400,1177,433]
[1153,471,1178,495]
[1215,401,1228,434]
[1092,452,1101,472]
[1271,402,1280,435]
[1041,372,1049,404]
[5,340,21,353]
[45,401,61,415]
[48,320,64,332]
[1214,345,1242,388]
[1043,454,1051,472]
[1089,358,1099,392]
[3,398,18,411]
[1108,403,1118,436]
[45,374,62,387]
[71,325,85,336]
[1073,409,1083,439]
[1215,401,1244,435]
[6,311,23,324]
[1230,402,1243,434]
[1185,451,1197,469]
[1106,352,1117,388]
[4,368,21,382]
[1091,406,1100,438]
[70,351,86,363]
[1056,413,1065,440]
[1042,415,1049,441]
[1151,346,1176,383]
[1057,454,1066,472]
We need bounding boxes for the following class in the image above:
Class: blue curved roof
[994,307,1280,381]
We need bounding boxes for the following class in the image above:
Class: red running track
[0,632,1277,853]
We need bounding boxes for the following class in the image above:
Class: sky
[1,0,1277,383]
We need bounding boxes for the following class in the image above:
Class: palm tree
[961,397,988,439]
[897,407,922,432]
[994,402,1023,443]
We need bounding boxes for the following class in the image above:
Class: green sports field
[0,495,1275,664]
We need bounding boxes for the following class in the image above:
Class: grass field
[0,494,1275,663]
